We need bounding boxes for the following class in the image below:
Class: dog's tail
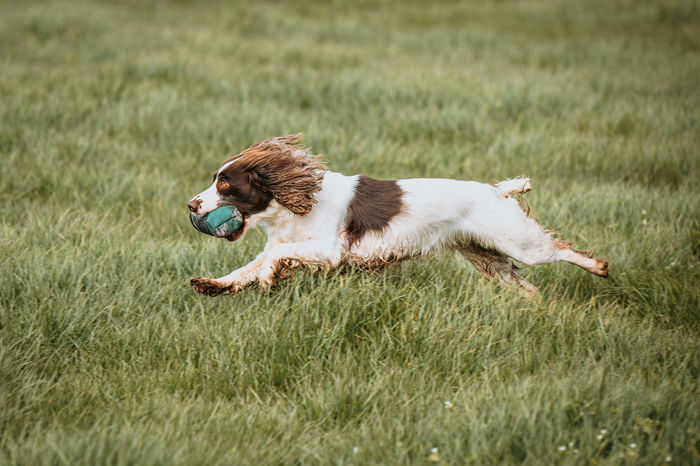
[494,177,532,198]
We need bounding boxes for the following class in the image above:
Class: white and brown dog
[187,134,608,297]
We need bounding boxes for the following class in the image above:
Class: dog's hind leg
[491,228,609,278]
[459,244,538,298]
[551,240,609,277]
[481,200,609,278]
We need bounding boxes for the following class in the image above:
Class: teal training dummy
[190,205,243,238]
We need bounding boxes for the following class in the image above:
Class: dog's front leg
[255,241,342,290]
[190,253,267,296]
[190,241,340,296]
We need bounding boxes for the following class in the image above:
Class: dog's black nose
[187,199,201,213]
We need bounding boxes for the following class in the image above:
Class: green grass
[1,0,699,464]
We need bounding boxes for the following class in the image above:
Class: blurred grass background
[1,0,699,464]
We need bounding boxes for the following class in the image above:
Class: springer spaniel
[187,134,608,297]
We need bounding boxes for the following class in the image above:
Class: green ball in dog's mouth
[190,205,243,238]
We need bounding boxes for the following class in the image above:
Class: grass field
[1,0,699,464]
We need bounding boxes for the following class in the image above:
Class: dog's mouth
[189,205,245,242]
[223,219,245,242]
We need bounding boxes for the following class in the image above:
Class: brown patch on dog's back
[345,175,403,247]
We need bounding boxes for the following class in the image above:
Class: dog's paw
[190,277,227,296]
[595,259,609,278]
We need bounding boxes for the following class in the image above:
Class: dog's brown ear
[237,134,326,215]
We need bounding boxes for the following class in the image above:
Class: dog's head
[187,134,325,241]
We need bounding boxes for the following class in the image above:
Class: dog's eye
[219,180,229,190]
